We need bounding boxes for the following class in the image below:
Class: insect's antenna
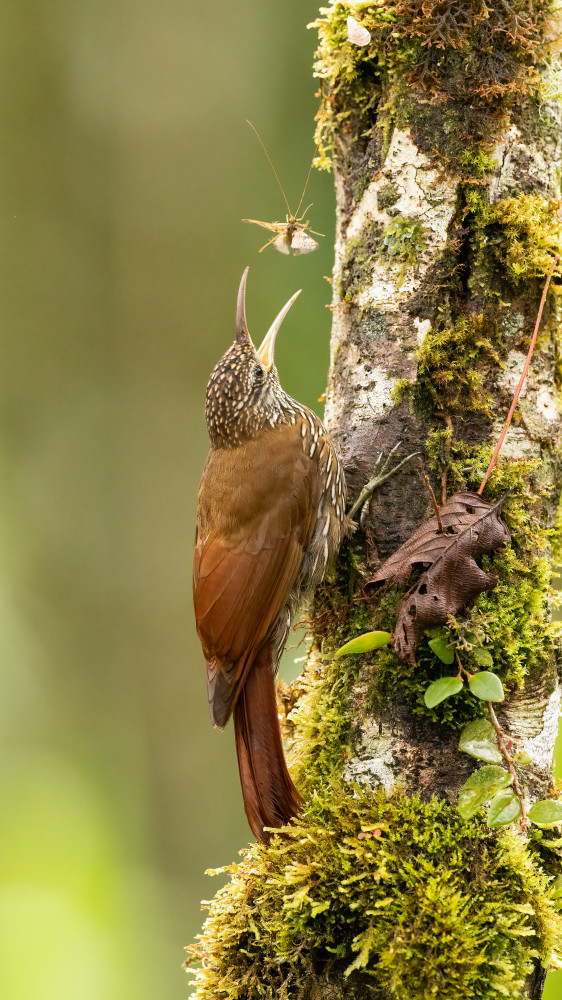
[246,120,291,216]
[295,157,315,219]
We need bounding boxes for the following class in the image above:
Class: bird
[193,267,346,842]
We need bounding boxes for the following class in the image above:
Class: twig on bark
[488,702,530,832]
[423,474,444,533]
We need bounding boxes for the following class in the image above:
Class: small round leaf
[468,671,505,702]
[459,718,495,745]
[459,719,496,764]
[424,676,463,708]
[428,635,455,665]
[459,719,502,763]
[487,789,521,828]
[528,800,562,828]
[461,741,502,764]
[334,631,392,658]
[458,765,512,819]
[513,751,533,766]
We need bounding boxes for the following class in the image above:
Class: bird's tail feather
[234,647,302,842]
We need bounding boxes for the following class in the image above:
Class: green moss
[340,219,383,301]
[390,377,411,404]
[553,494,562,568]
[352,173,372,205]
[311,0,552,171]
[188,782,562,1000]
[380,217,426,285]
[415,313,500,416]
[432,448,560,688]
[465,190,562,290]
[377,182,400,211]
[339,215,427,304]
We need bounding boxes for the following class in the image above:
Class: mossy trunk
[188,4,562,999]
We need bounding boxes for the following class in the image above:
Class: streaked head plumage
[205,268,301,447]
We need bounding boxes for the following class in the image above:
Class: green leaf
[334,631,392,658]
[458,719,502,764]
[459,718,495,744]
[473,647,494,667]
[487,789,521,828]
[458,765,513,819]
[468,671,505,702]
[528,800,562,828]
[428,634,455,664]
[424,675,463,708]
[513,751,533,766]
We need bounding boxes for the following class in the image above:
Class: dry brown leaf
[365,492,511,663]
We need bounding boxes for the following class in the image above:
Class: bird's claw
[347,443,421,525]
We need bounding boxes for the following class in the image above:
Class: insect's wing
[274,232,292,255]
[290,230,319,255]
[242,219,278,232]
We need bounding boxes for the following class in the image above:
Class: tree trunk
[188,4,562,998]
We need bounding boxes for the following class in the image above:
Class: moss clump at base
[187,779,562,1000]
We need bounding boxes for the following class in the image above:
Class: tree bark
[188,4,562,999]
[326,103,562,816]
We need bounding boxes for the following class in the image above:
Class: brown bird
[193,268,346,842]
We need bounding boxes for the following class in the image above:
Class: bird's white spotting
[301,423,307,437]
[347,15,371,46]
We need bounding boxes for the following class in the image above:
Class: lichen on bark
[187,3,562,998]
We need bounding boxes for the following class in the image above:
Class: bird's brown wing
[193,424,319,727]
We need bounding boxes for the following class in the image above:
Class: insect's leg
[259,234,280,253]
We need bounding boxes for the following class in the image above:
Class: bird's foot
[347,443,421,526]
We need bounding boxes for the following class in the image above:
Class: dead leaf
[365,492,511,664]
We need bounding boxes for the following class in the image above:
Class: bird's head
[205,267,301,447]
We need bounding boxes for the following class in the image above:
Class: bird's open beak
[257,289,302,371]
[236,267,251,344]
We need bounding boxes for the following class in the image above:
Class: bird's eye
[252,365,264,382]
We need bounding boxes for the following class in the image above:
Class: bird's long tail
[234,646,302,842]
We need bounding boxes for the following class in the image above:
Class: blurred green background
[0,2,560,998]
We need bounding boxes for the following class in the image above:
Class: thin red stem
[488,703,529,832]
[477,255,559,495]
